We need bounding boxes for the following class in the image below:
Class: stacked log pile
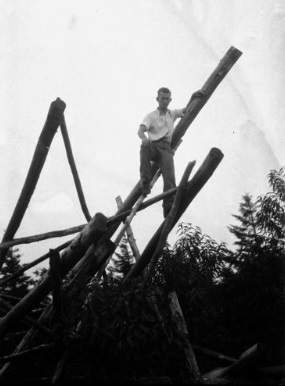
[2,47,280,385]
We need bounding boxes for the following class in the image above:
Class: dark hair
[157,87,171,96]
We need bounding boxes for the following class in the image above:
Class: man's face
[157,92,172,110]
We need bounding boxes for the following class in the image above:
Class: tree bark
[0,98,66,270]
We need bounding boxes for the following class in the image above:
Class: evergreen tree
[256,167,285,244]
[228,193,261,263]
[221,168,285,356]
[0,248,34,300]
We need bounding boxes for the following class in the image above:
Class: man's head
[157,87,172,111]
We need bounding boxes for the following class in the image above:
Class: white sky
[0,0,284,271]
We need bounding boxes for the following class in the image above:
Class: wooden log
[96,169,162,278]
[43,239,116,342]
[0,304,52,377]
[0,212,107,339]
[0,228,78,250]
[224,343,261,376]
[52,350,68,384]
[116,196,141,261]
[192,345,237,364]
[0,98,66,269]
[124,148,224,283]
[107,187,177,225]
[113,166,162,248]
[0,293,21,301]
[104,46,241,243]
[60,115,91,222]
[168,291,200,381]
[171,46,242,149]
[63,238,115,309]
[0,298,50,334]
[0,343,54,363]
[0,241,71,286]
[145,161,195,281]
[0,188,178,251]
[49,249,64,327]
[203,344,261,379]
[0,186,178,286]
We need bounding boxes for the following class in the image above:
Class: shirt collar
[157,108,170,116]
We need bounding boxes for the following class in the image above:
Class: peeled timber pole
[0,98,66,270]
[116,196,141,261]
[104,46,242,239]
[168,291,201,381]
[60,115,92,222]
[124,148,224,283]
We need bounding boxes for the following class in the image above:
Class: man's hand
[192,89,205,99]
[141,138,151,147]
[187,89,206,109]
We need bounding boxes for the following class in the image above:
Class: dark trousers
[140,139,176,216]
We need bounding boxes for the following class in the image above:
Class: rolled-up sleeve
[172,109,184,121]
[141,113,152,131]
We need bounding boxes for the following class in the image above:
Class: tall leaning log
[60,114,91,222]
[0,213,107,339]
[104,46,242,239]
[0,98,66,270]
[124,148,224,283]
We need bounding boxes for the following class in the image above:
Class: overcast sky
[0,0,284,271]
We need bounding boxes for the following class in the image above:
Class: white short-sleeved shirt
[141,108,184,142]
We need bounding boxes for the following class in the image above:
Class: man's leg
[140,142,156,195]
[157,144,176,217]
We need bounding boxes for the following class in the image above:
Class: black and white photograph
[0,1,284,384]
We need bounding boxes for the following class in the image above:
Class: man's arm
[187,89,205,108]
[138,124,150,146]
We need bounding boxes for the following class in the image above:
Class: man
[138,87,203,218]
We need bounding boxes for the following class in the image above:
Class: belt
[152,137,171,145]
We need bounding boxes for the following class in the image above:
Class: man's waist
[151,136,171,145]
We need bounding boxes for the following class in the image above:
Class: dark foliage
[0,248,35,300]
[1,167,285,384]
[77,276,189,384]
[221,168,285,359]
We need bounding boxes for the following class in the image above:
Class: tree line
[1,166,284,384]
